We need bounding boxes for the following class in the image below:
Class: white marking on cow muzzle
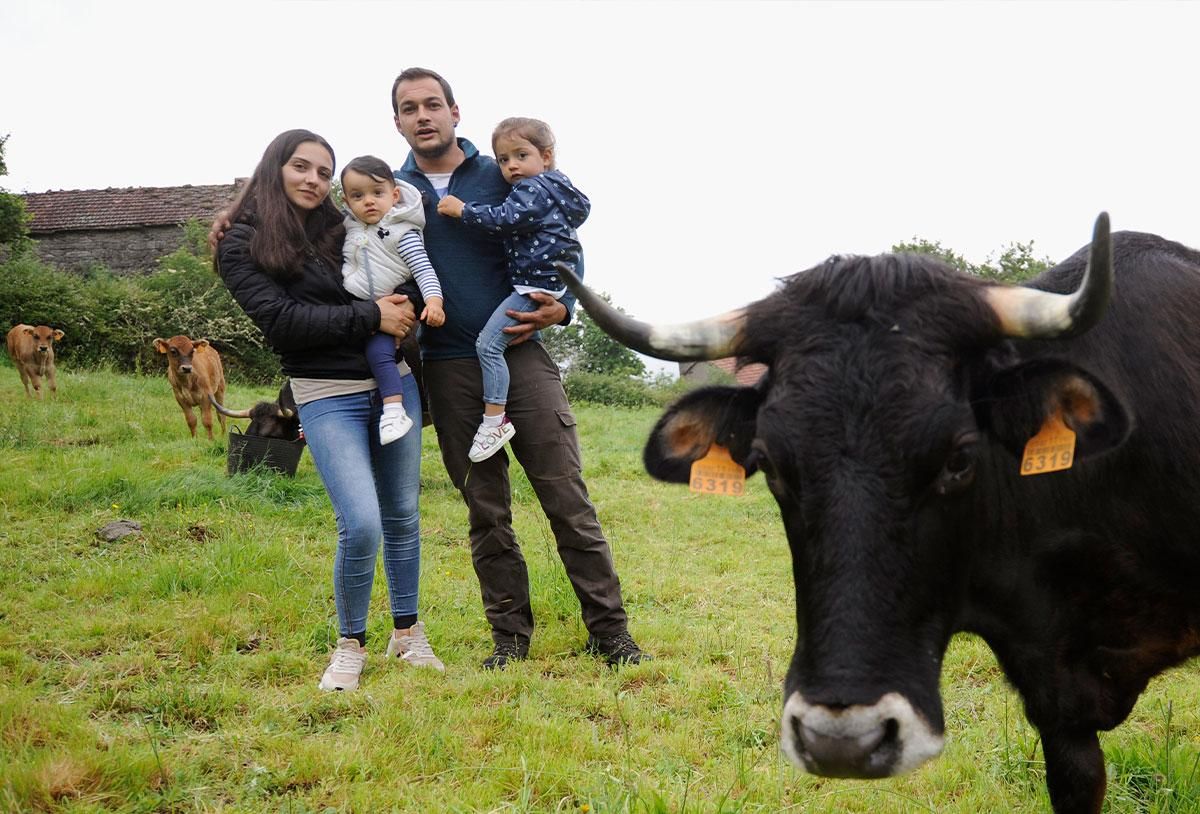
[780,691,943,778]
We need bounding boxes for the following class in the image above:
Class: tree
[0,134,33,255]
[891,237,972,274]
[542,291,646,377]
[574,303,646,376]
[978,241,1052,284]
[892,236,1051,285]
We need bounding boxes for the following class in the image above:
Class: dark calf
[211,380,302,441]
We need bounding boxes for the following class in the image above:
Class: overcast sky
[3,0,1199,335]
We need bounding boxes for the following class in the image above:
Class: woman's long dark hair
[224,129,345,281]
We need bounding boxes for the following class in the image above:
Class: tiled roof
[21,181,244,234]
[709,357,767,386]
[681,357,767,387]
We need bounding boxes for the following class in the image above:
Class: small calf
[6,324,65,398]
[154,335,227,439]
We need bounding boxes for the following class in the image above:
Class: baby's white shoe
[380,409,413,445]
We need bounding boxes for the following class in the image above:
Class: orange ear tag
[689,444,747,495]
[1020,410,1077,476]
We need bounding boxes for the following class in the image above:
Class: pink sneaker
[385,621,445,671]
[318,637,366,691]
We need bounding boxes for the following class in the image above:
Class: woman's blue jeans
[297,376,422,638]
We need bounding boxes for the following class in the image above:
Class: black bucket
[227,428,305,477]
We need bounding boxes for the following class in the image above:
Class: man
[391,67,649,669]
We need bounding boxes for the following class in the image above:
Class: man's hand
[207,209,232,252]
[377,293,417,337]
[421,296,446,327]
[504,292,567,346]
[437,195,465,218]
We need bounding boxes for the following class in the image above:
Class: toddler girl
[437,118,589,462]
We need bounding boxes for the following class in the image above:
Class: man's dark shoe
[585,631,652,667]
[482,636,529,670]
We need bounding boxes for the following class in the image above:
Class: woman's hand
[377,293,417,337]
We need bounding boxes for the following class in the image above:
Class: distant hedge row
[1,235,700,404]
[0,240,280,383]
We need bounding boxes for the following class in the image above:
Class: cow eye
[936,434,978,495]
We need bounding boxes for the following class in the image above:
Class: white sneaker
[318,637,367,691]
[468,418,516,463]
[385,621,445,671]
[379,409,413,445]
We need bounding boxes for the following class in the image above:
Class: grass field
[1,365,1198,813]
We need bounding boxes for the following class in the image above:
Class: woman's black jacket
[216,223,381,380]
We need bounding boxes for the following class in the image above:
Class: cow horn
[985,212,1113,339]
[208,395,252,418]
[278,408,295,419]
[558,265,745,361]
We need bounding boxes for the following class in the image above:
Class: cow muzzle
[780,691,944,779]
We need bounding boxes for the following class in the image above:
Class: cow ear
[975,359,1131,461]
[195,339,210,349]
[23,326,34,336]
[644,385,764,483]
[153,338,167,354]
[53,330,64,341]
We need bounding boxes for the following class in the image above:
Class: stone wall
[32,225,188,273]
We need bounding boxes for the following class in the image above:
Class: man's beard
[412,134,455,160]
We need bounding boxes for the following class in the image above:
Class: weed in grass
[997,693,1047,802]
[1102,699,1200,813]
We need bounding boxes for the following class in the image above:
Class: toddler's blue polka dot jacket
[459,169,590,292]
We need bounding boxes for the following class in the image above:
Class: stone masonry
[21,181,244,273]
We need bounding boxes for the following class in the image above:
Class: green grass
[1,365,1198,813]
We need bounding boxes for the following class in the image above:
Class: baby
[341,155,444,443]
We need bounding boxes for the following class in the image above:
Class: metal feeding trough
[227,427,305,477]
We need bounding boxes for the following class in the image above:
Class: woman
[216,129,442,691]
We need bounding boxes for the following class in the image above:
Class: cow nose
[180,365,192,374]
[780,691,944,779]
[791,712,899,778]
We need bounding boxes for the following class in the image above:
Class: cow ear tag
[1020,409,1076,476]
[690,444,746,495]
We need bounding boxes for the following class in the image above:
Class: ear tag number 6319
[1021,410,1077,476]
[690,444,746,495]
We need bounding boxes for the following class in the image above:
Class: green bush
[563,370,690,408]
[0,254,88,356]
[72,270,163,372]
[147,249,278,380]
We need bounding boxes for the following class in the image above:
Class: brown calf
[153,335,228,439]
[6,324,65,398]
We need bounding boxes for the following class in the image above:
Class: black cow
[563,214,1200,814]
[210,380,302,441]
